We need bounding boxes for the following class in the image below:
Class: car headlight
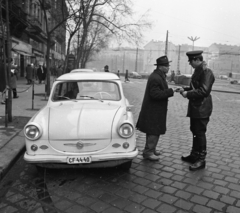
[118,123,134,138]
[24,124,42,141]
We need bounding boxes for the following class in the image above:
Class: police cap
[186,50,203,61]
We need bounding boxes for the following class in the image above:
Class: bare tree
[78,19,112,68]
[63,0,83,73]
[37,0,79,95]
[66,0,151,69]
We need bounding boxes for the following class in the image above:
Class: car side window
[52,82,79,101]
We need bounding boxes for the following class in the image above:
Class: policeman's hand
[172,87,184,93]
[181,91,188,98]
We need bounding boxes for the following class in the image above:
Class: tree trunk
[63,34,73,73]
[46,39,51,96]
[6,0,12,122]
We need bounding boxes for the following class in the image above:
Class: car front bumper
[24,148,138,164]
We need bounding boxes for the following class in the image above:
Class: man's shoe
[13,96,19,99]
[143,154,159,161]
[1,101,5,104]
[154,150,161,156]
[181,153,198,164]
[189,160,206,171]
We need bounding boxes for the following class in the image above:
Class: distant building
[143,40,207,74]
[208,43,240,78]
[86,47,144,73]
[88,41,240,78]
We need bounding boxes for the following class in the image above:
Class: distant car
[24,72,138,170]
[129,71,142,79]
[219,75,228,80]
[70,68,94,73]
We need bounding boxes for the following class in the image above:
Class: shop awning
[12,49,33,57]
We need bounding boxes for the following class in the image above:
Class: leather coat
[184,63,215,118]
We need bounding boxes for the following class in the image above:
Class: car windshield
[52,80,121,101]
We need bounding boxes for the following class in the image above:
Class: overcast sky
[132,0,240,48]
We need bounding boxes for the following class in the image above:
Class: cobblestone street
[0,78,240,213]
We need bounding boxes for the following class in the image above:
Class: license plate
[67,156,92,164]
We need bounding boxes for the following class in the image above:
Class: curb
[0,130,26,181]
[212,89,240,94]
[168,82,240,94]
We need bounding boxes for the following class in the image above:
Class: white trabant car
[24,72,138,169]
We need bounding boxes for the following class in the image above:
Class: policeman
[179,50,215,171]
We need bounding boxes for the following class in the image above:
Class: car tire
[119,160,132,170]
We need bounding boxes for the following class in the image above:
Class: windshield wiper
[79,95,103,102]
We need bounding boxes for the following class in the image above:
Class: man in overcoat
[136,56,179,161]
[26,64,33,84]
[37,64,44,84]
[179,50,215,171]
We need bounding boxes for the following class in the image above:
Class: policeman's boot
[182,136,199,164]
[189,151,206,171]
[181,150,198,164]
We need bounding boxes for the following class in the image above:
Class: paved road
[1,78,240,213]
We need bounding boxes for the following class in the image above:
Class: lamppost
[188,36,200,74]
[188,36,200,50]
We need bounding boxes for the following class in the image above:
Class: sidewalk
[0,77,239,181]
[0,77,49,181]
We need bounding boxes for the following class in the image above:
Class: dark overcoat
[136,68,174,135]
[26,65,33,80]
[10,66,18,89]
[37,66,44,81]
[184,63,215,118]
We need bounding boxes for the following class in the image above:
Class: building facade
[0,0,66,77]
[208,43,240,78]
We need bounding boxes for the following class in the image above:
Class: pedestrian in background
[170,70,175,82]
[124,69,130,82]
[117,70,120,78]
[179,50,215,171]
[43,64,47,82]
[136,56,180,161]
[26,64,33,85]
[31,63,37,81]
[37,64,44,84]
[10,63,19,98]
[104,65,109,72]
[57,65,63,77]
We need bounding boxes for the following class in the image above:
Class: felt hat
[154,56,172,66]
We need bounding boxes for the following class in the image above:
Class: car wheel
[119,161,132,170]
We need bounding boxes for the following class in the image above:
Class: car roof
[70,68,94,73]
[57,72,120,81]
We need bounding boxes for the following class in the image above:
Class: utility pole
[188,36,200,74]
[177,45,181,73]
[115,55,118,72]
[122,51,125,73]
[187,36,200,50]
[165,30,168,56]
[135,47,138,72]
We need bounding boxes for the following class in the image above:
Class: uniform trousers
[190,117,209,154]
